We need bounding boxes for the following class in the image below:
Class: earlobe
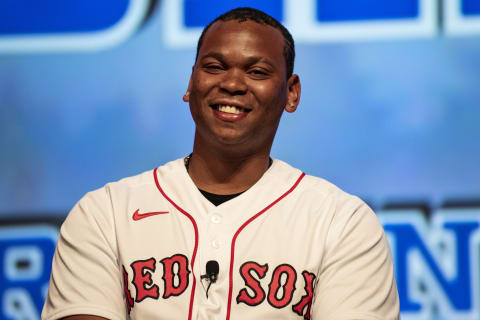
[184,75,193,102]
[285,74,301,113]
[183,91,190,102]
[285,103,297,113]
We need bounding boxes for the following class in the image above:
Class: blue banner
[184,0,283,27]
[462,0,480,15]
[0,0,130,35]
[0,226,58,319]
[316,0,419,22]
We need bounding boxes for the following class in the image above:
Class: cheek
[254,83,287,107]
[191,74,216,96]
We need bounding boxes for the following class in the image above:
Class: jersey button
[211,215,221,224]
[211,240,220,249]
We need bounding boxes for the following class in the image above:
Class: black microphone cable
[200,260,219,298]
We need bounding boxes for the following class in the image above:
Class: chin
[216,135,246,146]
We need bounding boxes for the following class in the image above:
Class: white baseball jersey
[42,158,399,320]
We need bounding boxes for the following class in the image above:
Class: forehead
[198,20,285,67]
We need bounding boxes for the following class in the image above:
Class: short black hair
[195,7,295,79]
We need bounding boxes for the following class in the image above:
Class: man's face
[185,19,300,155]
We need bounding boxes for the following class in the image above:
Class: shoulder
[272,159,367,214]
[66,158,186,226]
[82,158,185,202]
[271,159,382,240]
[303,174,368,216]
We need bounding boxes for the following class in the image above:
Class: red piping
[154,168,199,320]
[225,172,306,319]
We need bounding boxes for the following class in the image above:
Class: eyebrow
[200,52,276,70]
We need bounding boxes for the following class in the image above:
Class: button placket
[211,239,220,249]
[210,214,221,224]
[207,212,222,250]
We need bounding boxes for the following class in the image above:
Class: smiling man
[184,12,300,196]
[42,7,399,320]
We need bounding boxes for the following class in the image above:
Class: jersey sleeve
[41,188,127,320]
[311,198,400,320]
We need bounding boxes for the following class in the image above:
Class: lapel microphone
[201,260,219,298]
[201,260,219,283]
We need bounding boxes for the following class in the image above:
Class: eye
[203,64,224,74]
[248,68,269,79]
[251,69,267,75]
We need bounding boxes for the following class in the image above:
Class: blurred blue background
[1,0,479,319]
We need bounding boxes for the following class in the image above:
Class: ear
[285,74,301,113]
[183,67,194,102]
[183,90,190,102]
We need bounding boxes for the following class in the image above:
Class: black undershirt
[185,155,272,206]
[198,189,245,206]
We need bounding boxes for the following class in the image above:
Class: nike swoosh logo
[132,209,169,221]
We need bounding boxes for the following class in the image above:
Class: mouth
[210,104,252,115]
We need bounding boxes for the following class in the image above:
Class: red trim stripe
[225,172,306,320]
[153,168,199,320]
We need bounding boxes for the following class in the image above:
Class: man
[42,7,399,320]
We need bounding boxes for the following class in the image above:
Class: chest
[116,198,328,320]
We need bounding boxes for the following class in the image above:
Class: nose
[219,68,247,95]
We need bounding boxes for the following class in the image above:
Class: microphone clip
[201,260,219,283]
[201,260,219,298]
[200,272,218,283]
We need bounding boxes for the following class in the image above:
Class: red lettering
[122,266,134,313]
[267,264,297,308]
[236,262,269,306]
[161,254,190,298]
[292,271,316,319]
[131,258,159,302]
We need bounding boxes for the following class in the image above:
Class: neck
[187,146,271,195]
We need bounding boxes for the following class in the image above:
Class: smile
[211,104,251,114]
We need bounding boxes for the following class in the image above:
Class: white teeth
[218,105,242,114]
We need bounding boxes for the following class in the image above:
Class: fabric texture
[42,158,399,320]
